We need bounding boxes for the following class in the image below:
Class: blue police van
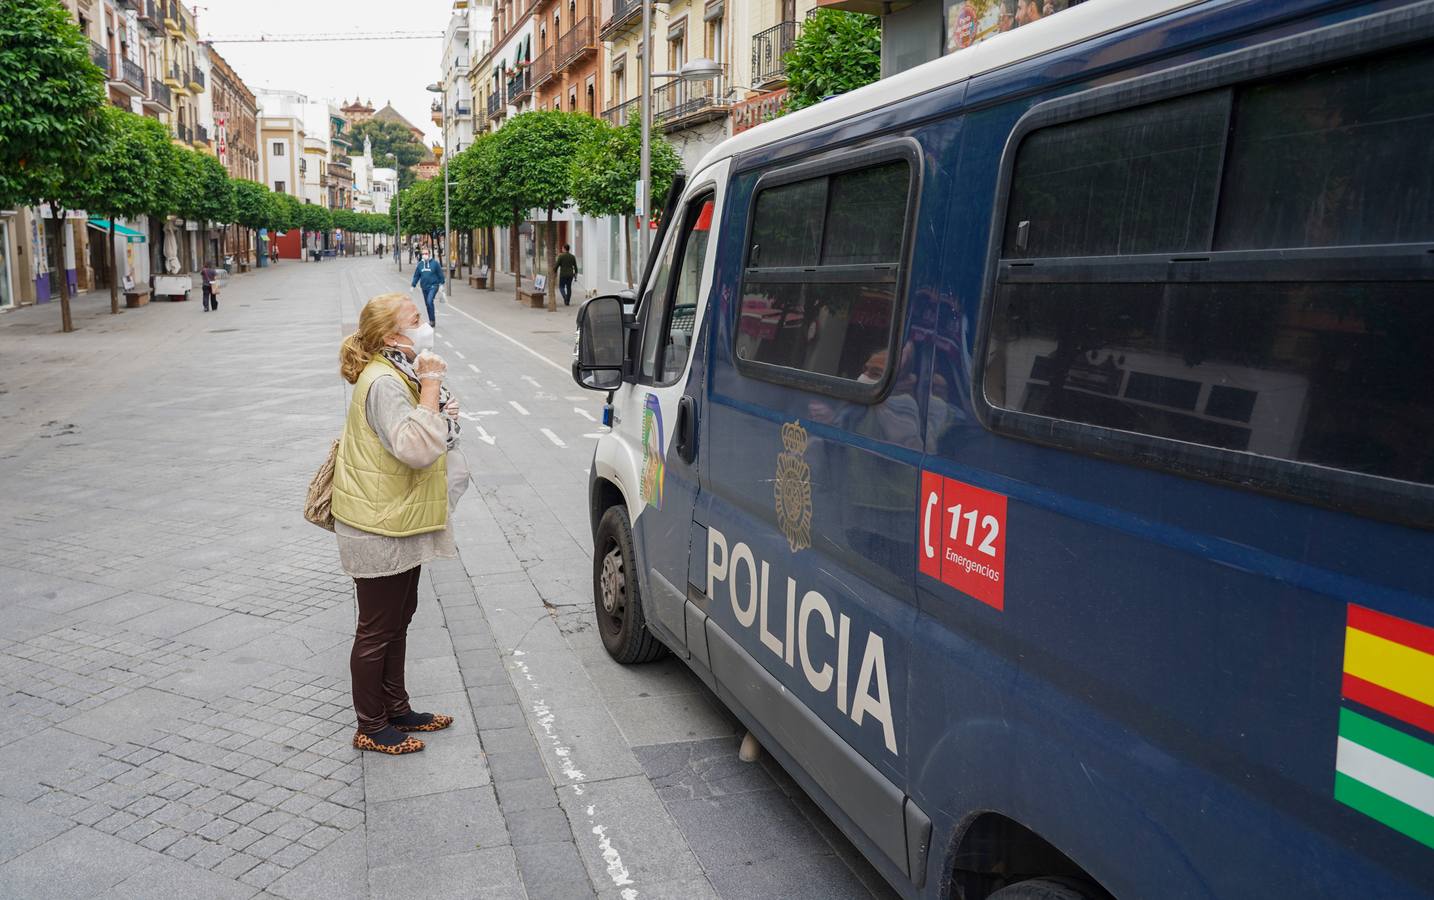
[571,1,1434,896]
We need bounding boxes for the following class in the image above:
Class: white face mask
[856,372,881,385]
[398,322,434,356]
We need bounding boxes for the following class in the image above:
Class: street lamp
[426,82,452,280]
[386,152,402,272]
[639,54,725,270]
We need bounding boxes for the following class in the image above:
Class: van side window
[737,159,912,394]
[639,195,716,385]
[984,46,1434,502]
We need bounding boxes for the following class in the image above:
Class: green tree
[784,10,881,112]
[349,119,427,190]
[451,135,507,290]
[231,179,276,266]
[78,107,170,314]
[0,0,107,331]
[330,208,357,254]
[569,116,681,287]
[176,151,235,265]
[297,203,332,259]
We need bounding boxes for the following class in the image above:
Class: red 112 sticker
[919,472,1007,610]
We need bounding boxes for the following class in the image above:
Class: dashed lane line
[509,400,530,416]
[445,299,570,376]
[522,375,542,389]
[454,349,466,359]
[468,363,481,374]
[573,407,596,422]
[540,428,567,448]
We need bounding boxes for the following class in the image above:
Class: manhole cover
[208,328,241,333]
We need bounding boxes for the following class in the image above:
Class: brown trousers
[351,566,421,734]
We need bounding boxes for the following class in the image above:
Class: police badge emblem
[774,422,812,553]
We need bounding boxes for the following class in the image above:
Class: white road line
[458,411,500,421]
[522,375,542,388]
[474,426,496,446]
[468,363,481,374]
[443,340,454,348]
[583,432,607,439]
[445,301,570,375]
[573,407,596,422]
[454,349,467,359]
[541,428,567,448]
[509,400,530,416]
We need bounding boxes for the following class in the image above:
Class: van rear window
[737,159,912,394]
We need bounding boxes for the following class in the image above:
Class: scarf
[381,347,460,449]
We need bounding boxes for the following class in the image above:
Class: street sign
[634,179,644,219]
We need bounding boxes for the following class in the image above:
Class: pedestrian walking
[554,244,578,307]
[411,250,445,327]
[333,292,471,755]
[200,262,220,311]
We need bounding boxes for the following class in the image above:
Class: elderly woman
[334,292,470,755]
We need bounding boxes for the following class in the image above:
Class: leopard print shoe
[353,730,425,755]
[391,712,454,733]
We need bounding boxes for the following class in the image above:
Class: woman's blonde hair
[339,292,410,384]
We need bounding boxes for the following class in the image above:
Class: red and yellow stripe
[1342,605,1434,735]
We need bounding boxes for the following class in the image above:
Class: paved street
[0,257,899,900]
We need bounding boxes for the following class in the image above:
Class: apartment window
[272,141,285,156]
[274,181,285,193]
[569,88,578,110]
[737,151,916,398]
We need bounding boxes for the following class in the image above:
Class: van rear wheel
[987,878,1103,900]
[593,506,668,664]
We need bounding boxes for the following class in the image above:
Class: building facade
[206,45,260,268]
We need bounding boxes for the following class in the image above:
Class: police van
[571,1,1434,896]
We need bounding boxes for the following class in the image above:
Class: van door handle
[676,396,697,464]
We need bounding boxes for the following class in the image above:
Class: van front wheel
[593,506,668,664]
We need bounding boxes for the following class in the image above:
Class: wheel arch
[938,811,1112,900]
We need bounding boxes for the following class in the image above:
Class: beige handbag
[304,438,340,531]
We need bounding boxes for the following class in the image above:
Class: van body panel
[586,1,1434,897]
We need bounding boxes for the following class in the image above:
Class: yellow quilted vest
[331,356,448,537]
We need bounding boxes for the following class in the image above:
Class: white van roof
[693,0,1202,175]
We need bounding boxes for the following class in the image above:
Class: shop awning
[86,218,147,243]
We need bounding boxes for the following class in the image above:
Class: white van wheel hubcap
[600,547,625,616]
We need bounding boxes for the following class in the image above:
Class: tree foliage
[297,202,331,233]
[395,177,442,236]
[79,107,169,225]
[270,192,302,233]
[0,0,107,208]
[784,10,881,112]
[176,151,235,226]
[569,115,680,219]
[231,179,274,231]
[348,118,427,190]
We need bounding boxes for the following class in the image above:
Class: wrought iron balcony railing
[752,21,798,85]
[120,57,146,92]
[530,49,554,88]
[557,17,596,66]
[91,41,111,75]
[487,92,504,120]
[601,96,641,127]
[601,0,641,39]
[507,68,531,104]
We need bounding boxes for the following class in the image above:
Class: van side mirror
[572,295,628,391]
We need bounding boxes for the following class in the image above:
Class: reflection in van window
[738,160,912,386]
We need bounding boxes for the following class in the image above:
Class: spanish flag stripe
[1347,604,1434,657]
[1334,773,1434,850]
[1342,673,1434,737]
[1343,628,1434,711]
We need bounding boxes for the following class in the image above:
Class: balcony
[752,21,798,86]
[188,66,204,91]
[600,0,641,41]
[557,17,596,67]
[194,124,208,146]
[164,62,185,92]
[431,99,443,126]
[91,41,111,76]
[138,0,160,26]
[654,71,731,129]
[143,79,172,111]
[111,57,147,96]
[454,100,472,116]
[164,2,183,36]
[601,96,640,127]
[507,69,531,104]
[487,92,505,121]
[530,49,554,89]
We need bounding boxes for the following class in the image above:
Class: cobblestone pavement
[0,258,899,899]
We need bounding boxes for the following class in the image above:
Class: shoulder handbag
[304,438,341,531]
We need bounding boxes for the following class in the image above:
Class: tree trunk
[623,216,634,288]
[545,208,557,312]
[49,205,74,333]
[486,226,496,290]
[109,220,120,315]
[510,210,522,302]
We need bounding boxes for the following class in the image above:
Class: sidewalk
[0,256,897,900]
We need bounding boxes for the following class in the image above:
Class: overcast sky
[197,0,450,146]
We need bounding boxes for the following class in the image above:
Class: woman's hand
[445,397,460,422]
[415,351,447,382]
